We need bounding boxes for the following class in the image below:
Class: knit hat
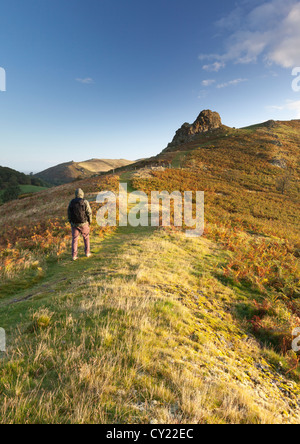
[75,188,84,198]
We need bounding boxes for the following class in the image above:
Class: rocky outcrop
[263,120,276,129]
[270,158,287,169]
[166,110,223,149]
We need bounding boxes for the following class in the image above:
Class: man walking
[68,188,92,261]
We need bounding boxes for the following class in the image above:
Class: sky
[1,0,300,173]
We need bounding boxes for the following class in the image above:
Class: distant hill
[35,158,135,185]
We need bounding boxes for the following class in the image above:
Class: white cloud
[201,79,216,87]
[217,78,248,89]
[202,61,225,72]
[267,99,300,118]
[199,0,300,70]
[286,100,300,118]
[76,78,94,84]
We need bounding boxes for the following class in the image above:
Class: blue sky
[1,0,300,173]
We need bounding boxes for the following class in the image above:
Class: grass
[133,121,300,359]
[19,185,49,195]
[1,219,298,423]
[0,120,299,423]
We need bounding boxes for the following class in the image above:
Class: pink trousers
[72,224,90,258]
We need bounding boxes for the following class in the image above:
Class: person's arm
[85,200,92,224]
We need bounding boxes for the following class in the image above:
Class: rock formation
[166,110,223,148]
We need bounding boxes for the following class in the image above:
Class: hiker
[68,188,92,261]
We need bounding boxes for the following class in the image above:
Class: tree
[8,175,19,186]
[276,174,291,195]
[2,185,21,203]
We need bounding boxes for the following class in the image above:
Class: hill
[0,165,49,188]
[35,158,134,185]
[0,111,299,424]
[0,166,50,204]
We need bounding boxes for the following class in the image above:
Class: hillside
[0,166,49,204]
[0,165,49,188]
[0,112,299,424]
[35,158,134,185]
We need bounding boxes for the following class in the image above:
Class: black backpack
[69,198,87,224]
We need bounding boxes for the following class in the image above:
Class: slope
[0,114,299,423]
[0,171,299,423]
[133,118,300,356]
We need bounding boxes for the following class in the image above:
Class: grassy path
[0,177,300,423]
